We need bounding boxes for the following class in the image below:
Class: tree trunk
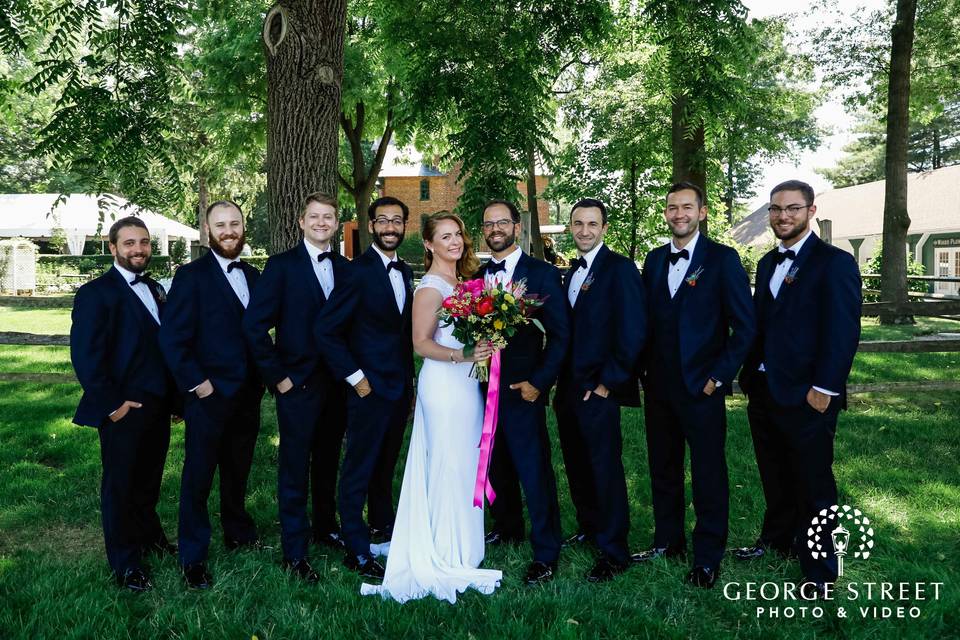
[264,0,347,254]
[879,0,917,325]
[197,173,209,247]
[525,145,543,260]
[932,128,941,169]
[725,134,735,225]
[671,95,708,237]
[629,156,638,262]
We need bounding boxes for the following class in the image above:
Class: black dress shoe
[313,531,347,550]
[562,531,592,548]
[801,581,829,600]
[283,558,320,584]
[182,563,213,589]
[685,565,720,588]
[524,561,556,585]
[732,541,793,561]
[343,554,386,580]
[225,538,263,551]
[116,568,153,593]
[485,529,524,546]
[631,545,685,563]
[368,525,393,544]
[586,557,628,583]
[143,540,177,558]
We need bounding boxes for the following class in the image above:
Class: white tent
[0,193,199,255]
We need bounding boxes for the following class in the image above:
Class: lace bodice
[416,274,461,348]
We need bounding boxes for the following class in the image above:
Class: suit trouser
[746,374,840,582]
[493,394,563,563]
[488,426,525,538]
[338,389,410,557]
[644,387,729,568]
[178,385,261,566]
[555,391,630,564]
[310,383,347,536]
[98,394,171,575]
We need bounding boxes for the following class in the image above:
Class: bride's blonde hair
[422,212,480,280]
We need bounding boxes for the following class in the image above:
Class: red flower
[476,296,495,316]
[441,296,457,310]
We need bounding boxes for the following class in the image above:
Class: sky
[741,0,889,211]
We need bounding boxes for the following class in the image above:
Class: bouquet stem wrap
[473,350,501,508]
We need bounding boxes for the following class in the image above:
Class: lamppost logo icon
[807,504,874,576]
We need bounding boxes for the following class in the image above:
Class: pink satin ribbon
[473,350,501,508]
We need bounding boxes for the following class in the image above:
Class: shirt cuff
[346,370,365,386]
[812,386,839,397]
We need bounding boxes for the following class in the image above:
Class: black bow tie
[775,249,797,265]
[227,261,242,273]
[570,256,587,271]
[668,249,689,265]
[130,273,151,286]
[487,261,506,275]
[387,261,403,273]
[316,252,331,264]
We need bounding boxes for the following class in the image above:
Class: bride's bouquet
[437,277,545,381]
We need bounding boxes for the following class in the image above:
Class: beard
[484,229,516,252]
[373,228,404,251]
[116,252,151,274]
[773,218,809,243]
[210,231,245,260]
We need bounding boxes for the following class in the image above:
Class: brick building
[376,143,553,232]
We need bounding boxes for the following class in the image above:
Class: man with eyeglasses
[735,180,862,598]
[477,199,570,586]
[243,193,352,583]
[316,196,415,581]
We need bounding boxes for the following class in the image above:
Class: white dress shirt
[114,261,159,324]
[346,244,407,387]
[759,230,836,396]
[212,251,250,308]
[485,245,523,286]
[667,231,700,298]
[303,240,335,299]
[568,242,603,307]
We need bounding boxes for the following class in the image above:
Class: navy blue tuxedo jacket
[739,233,862,407]
[558,244,646,405]
[70,267,173,427]
[477,251,570,398]
[642,235,756,397]
[159,251,262,397]
[314,246,415,402]
[242,243,351,391]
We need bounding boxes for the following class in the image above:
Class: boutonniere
[154,283,167,304]
[785,265,800,285]
[580,273,596,292]
[684,266,704,287]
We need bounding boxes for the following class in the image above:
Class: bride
[361,212,502,603]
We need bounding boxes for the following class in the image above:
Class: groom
[316,196,415,580]
[479,199,569,585]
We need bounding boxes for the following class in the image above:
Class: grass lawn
[0,305,72,335]
[0,372,958,637]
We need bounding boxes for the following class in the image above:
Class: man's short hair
[570,198,608,224]
[483,199,521,224]
[369,196,409,221]
[667,182,705,210]
[108,216,149,245]
[770,180,815,207]
[301,192,338,217]
[205,199,243,219]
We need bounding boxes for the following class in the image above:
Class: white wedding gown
[360,275,502,604]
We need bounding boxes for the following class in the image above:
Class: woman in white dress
[361,212,502,603]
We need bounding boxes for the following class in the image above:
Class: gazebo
[0,193,199,255]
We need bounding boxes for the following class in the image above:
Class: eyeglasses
[767,205,810,217]
[482,218,515,231]
[373,217,405,228]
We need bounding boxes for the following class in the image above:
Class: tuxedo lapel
[204,252,244,317]
[512,251,530,285]
[673,236,707,307]
[299,242,327,305]
[573,244,609,311]
[772,233,820,315]
[365,246,401,318]
[109,266,156,328]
